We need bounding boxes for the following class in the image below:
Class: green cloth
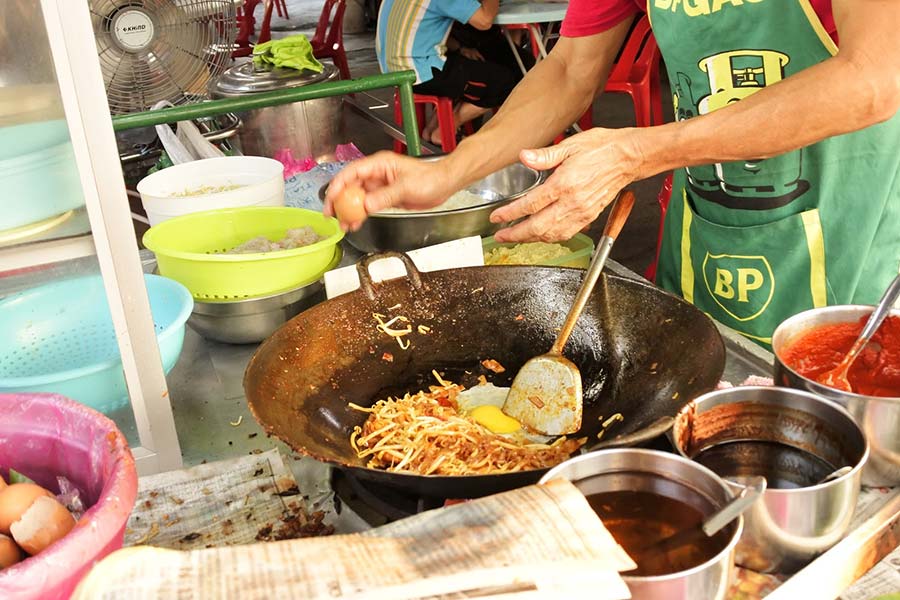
[253,35,324,72]
[651,0,900,348]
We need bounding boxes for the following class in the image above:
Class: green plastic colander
[142,207,344,300]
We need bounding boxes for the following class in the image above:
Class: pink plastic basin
[0,393,138,599]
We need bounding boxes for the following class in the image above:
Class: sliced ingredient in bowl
[485,242,574,266]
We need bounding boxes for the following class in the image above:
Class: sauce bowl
[540,448,742,600]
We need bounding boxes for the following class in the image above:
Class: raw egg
[0,483,52,535]
[11,495,75,556]
[0,533,22,569]
[334,185,367,225]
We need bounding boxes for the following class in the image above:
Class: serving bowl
[772,305,900,487]
[321,158,544,252]
[136,156,285,226]
[187,248,339,344]
[672,386,867,574]
[540,449,742,600]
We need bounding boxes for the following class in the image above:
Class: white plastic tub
[136,156,285,225]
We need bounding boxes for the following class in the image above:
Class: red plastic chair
[393,92,476,154]
[577,15,663,132]
[274,0,289,19]
[310,0,352,80]
[233,0,263,58]
[644,172,673,282]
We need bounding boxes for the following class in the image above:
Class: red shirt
[561,0,837,43]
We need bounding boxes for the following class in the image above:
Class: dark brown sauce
[694,441,836,489]
[586,490,731,576]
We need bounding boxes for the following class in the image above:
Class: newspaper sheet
[74,479,635,600]
[124,449,334,550]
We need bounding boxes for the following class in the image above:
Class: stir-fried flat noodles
[349,373,586,476]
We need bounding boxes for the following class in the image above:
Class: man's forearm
[637,56,900,180]
[443,20,633,188]
[637,0,900,180]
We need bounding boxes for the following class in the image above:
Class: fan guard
[91,0,237,115]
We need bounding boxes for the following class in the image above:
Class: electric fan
[90,0,238,115]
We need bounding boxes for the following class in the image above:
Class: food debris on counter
[229,416,243,427]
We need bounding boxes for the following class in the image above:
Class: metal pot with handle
[208,61,345,162]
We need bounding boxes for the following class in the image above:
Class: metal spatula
[503,190,636,435]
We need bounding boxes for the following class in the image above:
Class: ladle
[630,476,766,562]
[820,274,900,391]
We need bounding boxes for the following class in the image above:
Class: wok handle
[356,251,424,301]
[588,415,675,451]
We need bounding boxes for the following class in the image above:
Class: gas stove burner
[331,470,447,526]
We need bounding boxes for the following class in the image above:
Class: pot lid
[209,60,337,97]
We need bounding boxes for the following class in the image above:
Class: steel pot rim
[672,386,870,495]
[540,448,743,582]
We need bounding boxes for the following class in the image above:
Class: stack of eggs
[0,473,75,570]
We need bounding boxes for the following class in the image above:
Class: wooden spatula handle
[602,190,635,241]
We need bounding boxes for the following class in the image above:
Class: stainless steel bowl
[671,387,867,574]
[188,280,324,344]
[540,449,742,600]
[772,305,900,487]
[321,158,544,252]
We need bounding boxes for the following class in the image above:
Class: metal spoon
[817,465,853,485]
[629,476,767,561]
[820,274,900,392]
[502,190,636,435]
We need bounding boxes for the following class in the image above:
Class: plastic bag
[151,101,225,165]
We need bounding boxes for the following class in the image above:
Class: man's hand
[459,47,485,61]
[490,127,644,242]
[324,151,453,231]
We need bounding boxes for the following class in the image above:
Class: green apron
[649,0,900,347]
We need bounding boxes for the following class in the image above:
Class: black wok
[244,253,725,498]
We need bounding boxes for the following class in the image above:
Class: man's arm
[468,0,500,30]
[493,0,900,242]
[325,17,633,223]
[637,0,900,178]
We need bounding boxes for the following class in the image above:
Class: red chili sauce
[781,315,900,397]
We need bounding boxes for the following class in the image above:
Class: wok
[245,253,725,498]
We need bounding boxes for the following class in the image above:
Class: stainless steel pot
[539,449,742,600]
[772,305,900,487]
[321,157,544,252]
[188,279,325,344]
[671,387,867,574]
[208,61,345,162]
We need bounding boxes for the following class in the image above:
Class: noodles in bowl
[349,372,586,476]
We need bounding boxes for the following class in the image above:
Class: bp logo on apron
[702,253,775,322]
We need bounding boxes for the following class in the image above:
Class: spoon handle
[857,274,900,344]
[551,190,635,355]
[702,476,767,537]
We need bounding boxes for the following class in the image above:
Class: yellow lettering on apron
[712,0,742,12]
[671,0,683,12]
[737,268,764,302]
[684,0,711,17]
[654,0,673,8]
[714,269,735,299]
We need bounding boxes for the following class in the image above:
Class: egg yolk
[469,405,522,434]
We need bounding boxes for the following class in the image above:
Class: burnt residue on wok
[244,264,725,498]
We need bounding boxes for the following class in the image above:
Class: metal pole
[396,80,422,157]
[111,71,419,132]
